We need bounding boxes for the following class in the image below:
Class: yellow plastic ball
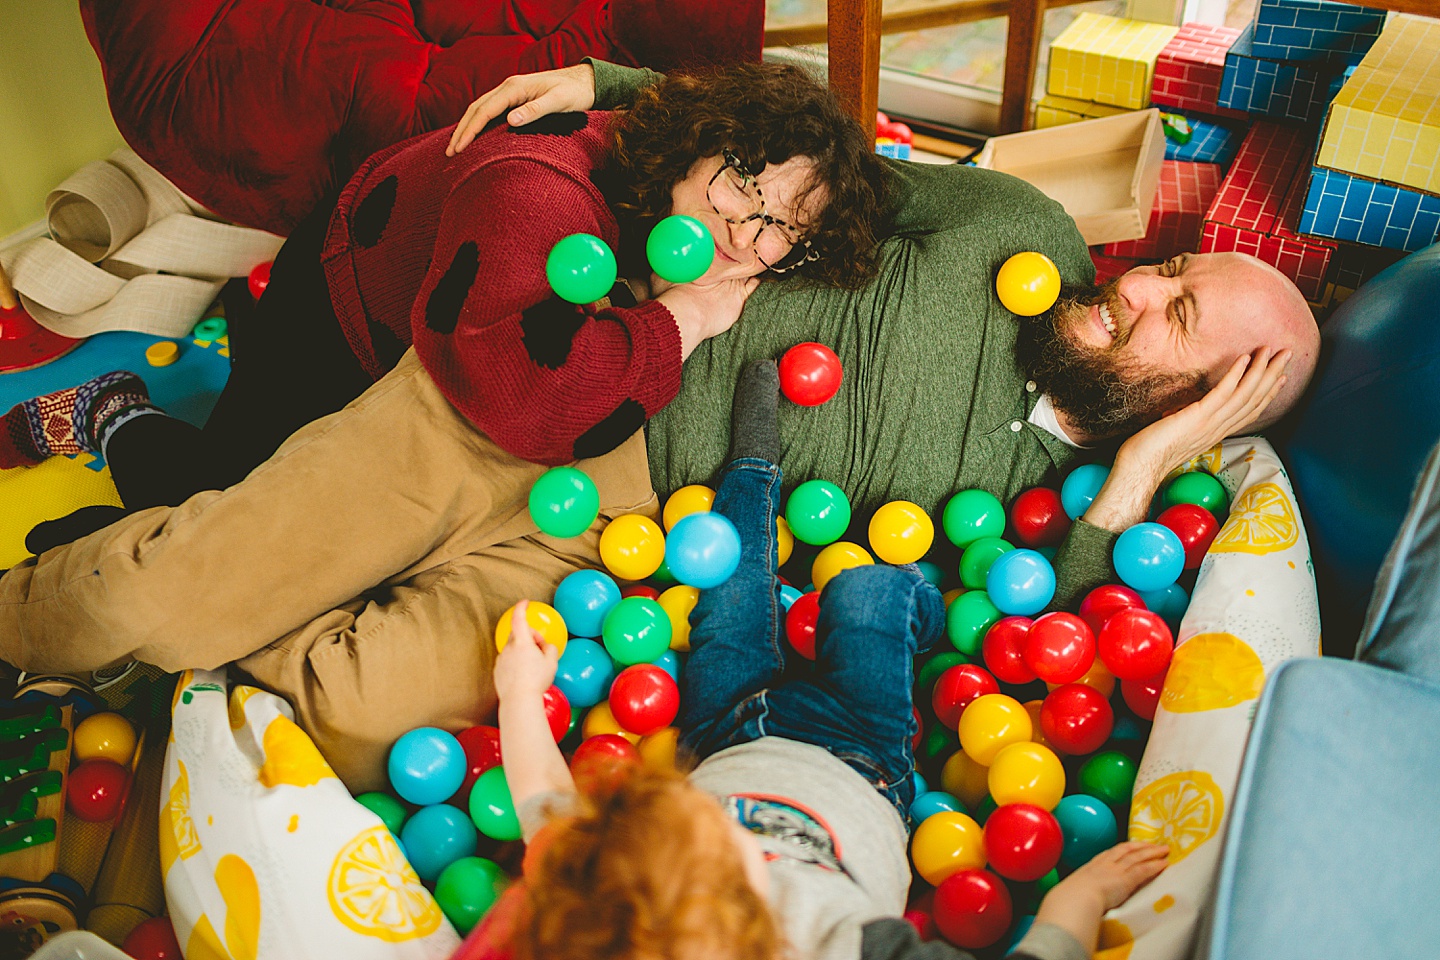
[1048,656,1116,698]
[599,514,666,581]
[1024,700,1052,749]
[73,712,137,767]
[958,694,1033,766]
[943,587,966,609]
[868,500,935,565]
[583,701,641,743]
[777,516,795,567]
[639,726,680,772]
[910,810,985,886]
[811,542,874,594]
[996,251,1061,317]
[662,485,715,531]
[940,749,991,810]
[495,601,568,655]
[658,585,700,652]
[988,741,1065,810]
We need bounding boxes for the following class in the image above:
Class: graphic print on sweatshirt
[721,793,853,878]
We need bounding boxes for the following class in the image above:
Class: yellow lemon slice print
[215,854,262,960]
[186,913,231,960]
[260,716,337,789]
[1094,919,1134,960]
[1212,482,1298,555]
[161,760,202,876]
[328,825,442,942]
[228,685,264,731]
[1130,770,1224,864]
[1161,632,1264,714]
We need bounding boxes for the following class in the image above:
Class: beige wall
[0,0,124,237]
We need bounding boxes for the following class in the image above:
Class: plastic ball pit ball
[1060,464,1109,519]
[546,233,617,304]
[602,597,673,665]
[910,791,965,826]
[248,260,272,300]
[934,868,1013,948]
[869,500,935,564]
[553,638,616,709]
[1121,671,1166,721]
[1097,608,1174,680]
[552,570,621,639]
[357,791,409,833]
[785,479,852,545]
[910,810,985,885]
[608,664,680,736]
[941,750,991,809]
[1113,522,1186,592]
[662,484,715,531]
[942,490,1006,548]
[621,584,660,601]
[1023,613,1096,685]
[1163,470,1228,515]
[67,759,128,822]
[571,734,643,795]
[73,712,137,766]
[1052,794,1119,869]
[988,742,1065,810]
[1077,584,1145,635]
[1158,503,1220,570]
[812,541,874,593]
[783,591,821,661]
[389,728,466,806]
[1039,683,1114,755]
[599,514,666,581]
[528,467,600,538]
[647,215,714,283]
[435,856,509,935]
[123,917,182,960]
[1079,751,1138,808]
[451,726,504,805]
[982,803,1063,881]
[583,701,640,744]
[995,252,1060,317]
[1060,656,1116,698]
[658,585,700,652]
[958,694,1032,766]
[947,590,1003,656]
[1140,582,1190,632]
[401,803,478,882]
[1009,488,1071,547]
[933,664,1000,728]
[469,766,522,841]
[960,537,1013,590]
[665,512,742,589]
[982,617,1037,685]
[494,601,567,655]
[779,342,843,406]
[985,549,1056,616]
[542,686,571,742]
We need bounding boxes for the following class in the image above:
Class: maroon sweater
[321,111,682,465]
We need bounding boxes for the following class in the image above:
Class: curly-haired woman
[0,62,885,789]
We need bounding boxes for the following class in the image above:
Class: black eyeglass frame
[706,149,821,273]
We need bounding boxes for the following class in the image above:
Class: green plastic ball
[434,857,509,935]
[1162,470,1229,515]
[646,215,715,284]
[1037,868,1061,896]
[942,489,1006,548]
[785,480,852,546]
[946,590,1002,656]
[1078,750,1138,808]
[601,597,672,665]
[916,651,969,697]
[469,766,521,841]
[356,791,408,835]
[529,467,601,538]
[960,536,1015,590]
[651,555,678,586]
[921,726,960,766]
[974,795,998,826]
[546,233,617,304]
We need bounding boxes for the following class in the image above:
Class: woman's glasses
[706,150,820,273]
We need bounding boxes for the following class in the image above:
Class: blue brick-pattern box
[1220,24,1335,124]
[1165,114,1245,167]
[1325,63,1356,103]
[1251,0,1385,66]
[1328,244,1405,293]
[1300,167,1440,252]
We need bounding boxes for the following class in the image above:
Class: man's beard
[1014,281,1207,442]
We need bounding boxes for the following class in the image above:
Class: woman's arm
[495,601,576,808]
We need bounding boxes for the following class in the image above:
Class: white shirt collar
[1028,393,1088,448]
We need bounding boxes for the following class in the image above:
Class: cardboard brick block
[1164,113,1245,167]
[1219,23,1336,125]
[1326,243,1406,304]
[1090,248,1142,285]
[1048,14,1179,110]
[1250,0,1385,66]
[1201,121,1335,300]
[1151,22,1248,119]
[1033,94,1130,129]
[1300,166,1440,253]
[1105,161,1222,259]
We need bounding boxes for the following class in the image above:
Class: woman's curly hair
[511,767,784,960]
[600,62,888,289]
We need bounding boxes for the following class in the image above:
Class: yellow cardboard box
[1034,94,1132,129]
[1047,13,1179,111]
[1316,14,1440,197]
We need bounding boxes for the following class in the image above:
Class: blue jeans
[677,458,946,817]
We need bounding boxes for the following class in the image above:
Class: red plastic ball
[67,758,129,822]
[912,705,924,751]
[1158,503,1220,570]
[607,664,680,736]
[786,591,821,660]
[1008,488,1071,548]
[1097,608,1174,680]
[247,260,273,300]
[1023,613,1096,685]
[1122,670,1167,721]
[932,664,1000,729]
[779,342,843,406]
[1078,584,1145,636]
[123,916,183,960]
[904,888,937,942]
[982,803,1063,881]
[621,584,660,600]
[889,122,914,145]
[448,725,503,806]
[542,685,572,742]
[982,616,1036,685]
[571,733,642,795]
[1040,684,1114,755]
[933,868,1013,949]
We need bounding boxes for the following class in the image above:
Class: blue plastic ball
[388,728,466,806]
[400,804,478,882]
[1139,583,1190,633]
[917,561,945,587]
[653,648,682,684]
[985,548,1057,616]
[779,584,802,611]
[1113,522,1186,592]
[1112,716,1148,740]
[1008,916,1037,954]
[1053,794,1119,869]
[553,638,616,709]
[910,790,965,826]
[911,771,928,796]
[553,570,621,638]
[665,513,742,589]
[1061,463,1110,519]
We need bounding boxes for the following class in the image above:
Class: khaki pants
[0,350,657,790]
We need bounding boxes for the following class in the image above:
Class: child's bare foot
[1032,841,1169,952]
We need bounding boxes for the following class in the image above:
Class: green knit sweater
[592,60,1119,608]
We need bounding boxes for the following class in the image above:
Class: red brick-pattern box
[1090,248,1143,285]
[1104,161,1223,259]
[1152,22,1249,120]
[1201,121,1335,300]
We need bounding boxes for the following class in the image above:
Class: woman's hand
[447,64,597,156]
[657,276,761,360]
[493,601,561,704]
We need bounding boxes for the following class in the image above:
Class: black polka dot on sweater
[351,176,398,248]
[520,297,589,370]
[368,318,408,373]
[573,399,646,460]
[510,113,588,136]
[425,241,480,334]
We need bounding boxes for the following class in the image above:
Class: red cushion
[81,0,762,235]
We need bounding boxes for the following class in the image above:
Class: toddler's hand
[1034,841,1169,951]
[494,601,561,704]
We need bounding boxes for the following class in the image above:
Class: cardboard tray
[974,109,1165,245]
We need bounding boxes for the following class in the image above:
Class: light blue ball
[552,569,621,638]
[917,561,946,587]
[554,638,617,708]
[1139,583,1190,633]
[666,513,742,589]
[911,771,928,796]
[1113,522,1186,592]
[653,648,682,684]
[779,584,802,611]
[1053,794,1119,869]
[1061,463,1110,519]
[910,790,965,826]
[985,549,1056,616]
[1112,716,1148,740]
[388,728,466,806]
[400,804,478,882]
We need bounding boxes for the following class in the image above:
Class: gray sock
[728,360,781,465]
